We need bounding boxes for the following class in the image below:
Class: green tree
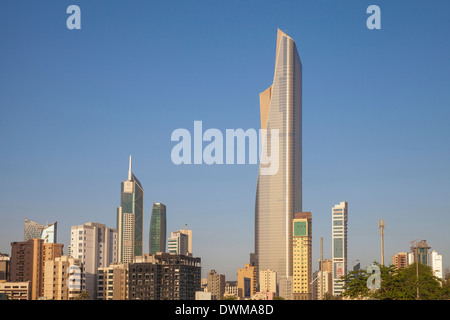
[341,262,446,300]
[74,290,90,300]
[222,295,238,300]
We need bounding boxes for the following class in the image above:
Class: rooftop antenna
[128,154,132,180]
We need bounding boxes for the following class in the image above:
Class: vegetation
[74,290,90,300]
[339,262,450,300]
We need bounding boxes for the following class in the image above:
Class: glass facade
[117,157,144,263]
[255,29,302,281]
[149,203,167,254]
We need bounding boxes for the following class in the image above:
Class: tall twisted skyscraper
[254,29,302,281]
[149,202,167,254]
[117,155,144,263]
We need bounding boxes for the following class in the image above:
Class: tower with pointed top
[254,29,302,283]
[117,155,144,263]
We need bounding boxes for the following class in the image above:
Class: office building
[69,222,118,298]
[332,202,348,296]
[237,263,257,299]
[149,203,167,254]
[117,155,144,263]
[254,29,302,283]
[293,212,312,300]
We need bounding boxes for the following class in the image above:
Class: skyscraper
[149,203,167,254]
[117,155,144,263]
[293,212,312,300]
[254,28,302,282]
[332,202,348,296]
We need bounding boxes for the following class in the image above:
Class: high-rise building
[117,155,144,263]
[24,218,57,243]
[149,203,167,254]
[391,252,408,269]
[237,263,257,299]
[10,239,63,300]
[259,269,277,294]
[43,255,84,300]
[207,269,225,300]
[129,253,201,300]
[254,28,302,284]
[179,225,193,255]
[430,250,443,280]
[313,270,332,300]
[332,202,348,296]
[168,231,189,256]
[97,263,128,300]
[293,212,312,300]
[69,222,118,298]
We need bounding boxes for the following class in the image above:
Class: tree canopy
[339,262,450,300]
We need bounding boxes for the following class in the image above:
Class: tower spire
[128,154,132,180]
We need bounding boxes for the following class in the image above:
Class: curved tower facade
[149,202,167,254]
[255,29,302,281]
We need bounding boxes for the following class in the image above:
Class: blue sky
[1,0,449,280]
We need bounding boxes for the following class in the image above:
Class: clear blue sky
[1,0,449,280]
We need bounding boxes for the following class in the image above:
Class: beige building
[207,269,225,300]
[293,212,312,300]
[237,263,257,299]
[259,269,277,293]
[97,263,128,300]
[10,239,63,300]
[314,270,333,300]
[391,252,408,269]
[224,281,239,299]
[0,281,31,300]
[43,256,84,300]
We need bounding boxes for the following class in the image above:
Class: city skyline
[1,1,450,281]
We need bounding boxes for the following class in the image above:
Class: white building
[259,269,277,294]
[430,250,443,280]
[332,202,348,296]
[69,222,117,299]
[168,231,189,256]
